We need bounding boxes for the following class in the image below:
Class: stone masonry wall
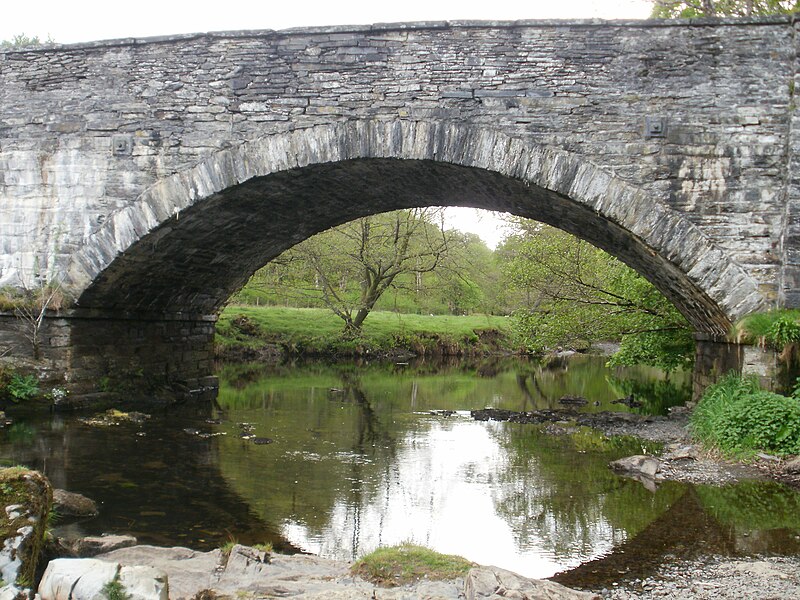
[0,16,795,313]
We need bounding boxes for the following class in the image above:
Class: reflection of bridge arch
[69,121,763,336]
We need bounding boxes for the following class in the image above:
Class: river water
[2,355,800,584]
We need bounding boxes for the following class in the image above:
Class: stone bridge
[0,15,797,392]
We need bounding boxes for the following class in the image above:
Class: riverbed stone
[71,534,138,557]
[53,489,99,517]
[464,566,600,599]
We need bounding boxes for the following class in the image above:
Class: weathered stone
[464,566,599,599]
[71,534,137,557]
[0,468,52,590]
[38,559,169,600]
[53,489,99,517]
[0,18,796,390]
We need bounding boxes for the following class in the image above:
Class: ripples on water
[2,355,800,584]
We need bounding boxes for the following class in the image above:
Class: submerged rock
[71,534,138,557]
[559,395,589,406]
[53,489,99,517]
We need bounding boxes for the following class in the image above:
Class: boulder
[38,558,168,600]
[609,455,661,479]
[53,489,99,517]
[609,455,662,492]
[97,546,219,598]
[72,534,137,557]
[465,566,599,599]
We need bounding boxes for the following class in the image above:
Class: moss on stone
[0,467,53,587]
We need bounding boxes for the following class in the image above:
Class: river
[2,355,799,584]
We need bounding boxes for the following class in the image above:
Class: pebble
[597,556,800,599]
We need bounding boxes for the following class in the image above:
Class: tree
[262,209,458,336]
[650,0,799,18]
[499,222,693,370]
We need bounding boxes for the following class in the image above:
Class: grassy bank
[216,305,514,359]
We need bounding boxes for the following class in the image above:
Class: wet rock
[71,534,138,557]
[38,558,168,600]
[611,394,642,409]
[251,437,273,445]
[53,489,98,517]
[465,566,599,599]
[430,410,456,417]
[79,409,151,426]
[560,395,589,406]
[610,455,661,479]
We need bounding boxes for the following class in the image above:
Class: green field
[216,305,514,357]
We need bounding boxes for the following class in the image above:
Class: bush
[7,374,39,403]
[691,373,800,456]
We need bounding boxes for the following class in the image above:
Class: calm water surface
[2,355,800,583]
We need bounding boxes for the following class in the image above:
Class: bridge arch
[66,120,766,338]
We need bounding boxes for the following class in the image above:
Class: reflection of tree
[552,487,735,588]
[0,408,289,552]
[488,424,683,564]
[605,376,691,416]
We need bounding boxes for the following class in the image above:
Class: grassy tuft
[734,309,800,355]
[350,543,474,587]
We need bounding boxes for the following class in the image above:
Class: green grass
[734,309,800,348]
[216,305,513,356]
[351,543,474,587]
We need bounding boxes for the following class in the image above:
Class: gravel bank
[597,555,800,599]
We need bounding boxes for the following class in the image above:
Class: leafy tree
[499,222,693,370]
[247,209,460,336]
[650,0,799,17]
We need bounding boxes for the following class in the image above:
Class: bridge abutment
[1,311,218,402]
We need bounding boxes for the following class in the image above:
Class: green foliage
[233,212,500,320]
[650,0,800,18]
[691,373,800,456]
[500,223,693,368]
[351,543,474,586]
[697,480,800,531]
[4,374,39,403]
[102,575,131,600]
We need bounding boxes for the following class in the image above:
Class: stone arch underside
[66,121,768,338]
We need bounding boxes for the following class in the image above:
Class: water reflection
[1,356,798,585]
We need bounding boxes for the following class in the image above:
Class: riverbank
[215,305,515,359]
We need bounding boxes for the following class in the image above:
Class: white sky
[2,1,652,44]
[2,0,653,248]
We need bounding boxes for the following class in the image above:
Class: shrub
[691,373,800,456]
[7,374,39,403]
